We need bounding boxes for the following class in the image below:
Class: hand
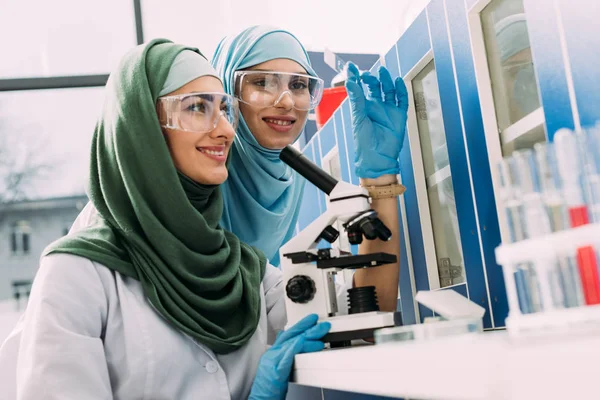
[345,62,409,179]
[249,314,331,400]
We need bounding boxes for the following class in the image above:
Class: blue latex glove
[345,62,409,179]
[249,314,331,400]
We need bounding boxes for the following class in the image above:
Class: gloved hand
[249,314,331,400]
[345,62,409,179]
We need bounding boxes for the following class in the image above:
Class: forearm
[355,174,401,312]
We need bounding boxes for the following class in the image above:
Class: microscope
[279,145,402,345]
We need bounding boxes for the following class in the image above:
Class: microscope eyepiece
[280,145,338,195]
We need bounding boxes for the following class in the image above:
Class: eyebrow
[188,93,215,102]
[248,68,309,75]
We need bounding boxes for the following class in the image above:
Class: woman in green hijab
[0,39,329,400]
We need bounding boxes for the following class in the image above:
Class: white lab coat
[0,204,351,399]
[0,253,286,400]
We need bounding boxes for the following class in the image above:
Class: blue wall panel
[440,282,468,298]
[397,10,431,75]
[319,119,336,157]
[399,128,432,320]
[297,142,321,231]
[311,138,327,214]
[428,0,491,328]
[384,44,401,78]
[446,0,506,327]
[341,101,360,185]
[333,111,351,183]
[370,58,382,74]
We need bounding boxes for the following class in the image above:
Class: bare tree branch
[0,105,56,205]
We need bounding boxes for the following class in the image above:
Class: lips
[262,116,297,133]
[196,145,227,162]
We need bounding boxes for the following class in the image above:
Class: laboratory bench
[292,328,600,399]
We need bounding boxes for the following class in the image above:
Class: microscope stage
[319,311,403,343]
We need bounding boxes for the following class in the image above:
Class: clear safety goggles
[233,71,324,111]
[157,92,239,134]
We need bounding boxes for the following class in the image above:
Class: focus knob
[285,275,316,304]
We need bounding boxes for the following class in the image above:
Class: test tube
[512,149,553,238]
[576,128,600,224]
[499,156,536,312]
[534,142,570,232]
[556,251,585,308]
[519,150,574,310]
[498,158,525,243]
[576,245,600,305]
[547,259,567,308]
[514,263,534,314]
[554,129,590,227]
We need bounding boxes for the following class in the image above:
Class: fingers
[302,321,331,340]
[345,79,366,123]
[346,62,361,83]
[274,321,330,375]
[273,314,318,346]
[301,339,325,353]
[360,72,382,101]
[379,66,396,105]
[276,336,305,376]
[395,77,409,112]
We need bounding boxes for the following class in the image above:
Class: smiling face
[237,58,310,150]
[158,76,236,185]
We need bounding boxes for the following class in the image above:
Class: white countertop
[292,328,600,399]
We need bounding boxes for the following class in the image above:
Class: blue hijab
[212,25,316,266]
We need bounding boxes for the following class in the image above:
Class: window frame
[407,53,469,290]
[0,0,144,93]
[466,0,546,243]
[404,49,449,290]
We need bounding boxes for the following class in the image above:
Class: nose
[273,91,295,110]
[209,112,236,141]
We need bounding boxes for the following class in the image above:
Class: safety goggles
[233,71,324,111]
[157,92,239,134]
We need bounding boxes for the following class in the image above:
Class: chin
[260,135,299,150]
[209,174,228,185]
[194,171,228,186]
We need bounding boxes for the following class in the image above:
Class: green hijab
[43,39,267,354]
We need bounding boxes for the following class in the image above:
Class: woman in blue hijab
[212,25,409,313]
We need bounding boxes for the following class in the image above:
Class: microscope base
[319,311,403,344]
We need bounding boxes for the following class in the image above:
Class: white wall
[142,0,432,58]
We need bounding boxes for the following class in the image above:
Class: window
[0,87,101,302]
[0,0,137,306]
[0,87,104,200]
[480,0,545,155]
[0,0,137,78]
[10,221,31,255]
[412,61,465,288]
